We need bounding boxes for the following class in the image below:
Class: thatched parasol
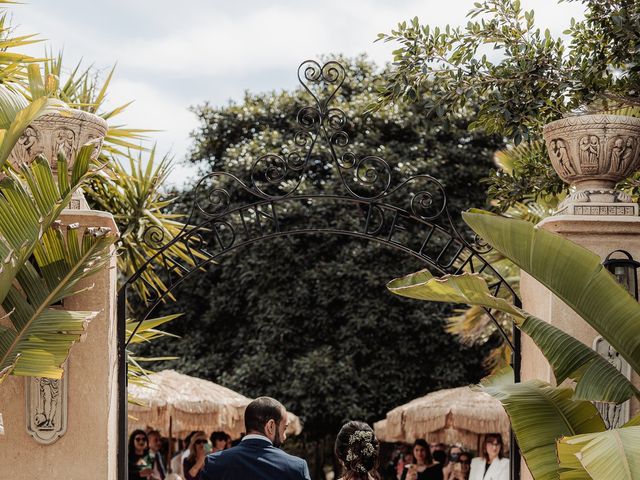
[374,386,510,451]
[128,369,302,438]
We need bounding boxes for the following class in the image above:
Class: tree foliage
[375,0,640,210]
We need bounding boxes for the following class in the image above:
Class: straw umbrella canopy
[128,369,302,438]
[374,386,509,451]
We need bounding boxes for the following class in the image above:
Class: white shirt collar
[242,434,272,444]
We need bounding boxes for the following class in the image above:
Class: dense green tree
[136,56,504,478]
[374,0,640,210]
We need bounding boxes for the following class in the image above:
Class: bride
[335,421,381,480]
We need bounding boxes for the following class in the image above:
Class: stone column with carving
[0,108,120,479]
[519,114,640,480]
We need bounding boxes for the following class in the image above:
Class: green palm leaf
[0,224,116,379]
[388,271,638,403]
[462,210,640,375]
[0,146,98,305]
[479,375,605,480]
[557,427,640,480]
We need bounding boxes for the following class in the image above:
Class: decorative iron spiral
[250,153,303,198]
[142,225,168,250]
[349,156,392,199]
[470,234,493,254]
[409,181,447,221]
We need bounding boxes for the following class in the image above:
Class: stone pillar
[520,215,640,480]
[0,209,119,479]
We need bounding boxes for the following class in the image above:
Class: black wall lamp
[603,250,640,301]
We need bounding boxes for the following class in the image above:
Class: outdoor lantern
[603,250,640,301]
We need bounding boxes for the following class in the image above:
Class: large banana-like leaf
[479,376,606,480]
[388,271,637,403]
[0,223,117,379]
[462,210,640,375]
[557,427,640,480]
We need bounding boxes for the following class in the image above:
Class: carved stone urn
[8,108,108,209]
[543,114,640,216]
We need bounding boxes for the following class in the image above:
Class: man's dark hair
[244,396,285,433]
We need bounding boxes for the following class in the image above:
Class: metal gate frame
[116,60,522,480]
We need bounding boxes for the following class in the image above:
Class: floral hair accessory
[348,430,373,445]
[345,429,377,474]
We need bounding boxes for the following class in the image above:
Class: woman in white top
[468,433,509,480]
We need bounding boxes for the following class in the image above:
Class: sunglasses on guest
[194,439,208,445]
[135,437,147,443]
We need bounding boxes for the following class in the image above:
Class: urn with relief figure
[8,108,108,209]
[543,114,640,216]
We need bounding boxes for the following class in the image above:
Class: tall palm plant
[0,1,196,387]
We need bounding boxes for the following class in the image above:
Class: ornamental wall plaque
[593,336,631,429]
[25,362,68,444]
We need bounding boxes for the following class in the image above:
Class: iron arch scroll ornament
[116,59,522,480]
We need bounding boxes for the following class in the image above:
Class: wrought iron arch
[116,60,521,480]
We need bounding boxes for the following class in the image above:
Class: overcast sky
[13,0,586,186]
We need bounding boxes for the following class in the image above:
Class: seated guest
[128,430,153,480]
[397,448,414,478]
[442,445,468,480]
[209,431,228,453]
[147,430,166,480]
[183,431,208,480]
[400,439,443,480]
[432,445,447,466]
[170,431,197,479]
[469,434,509,480]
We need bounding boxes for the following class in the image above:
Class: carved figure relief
[609,136,637,174]
[34,378,60,429]
[610,137,625,172]
[85,134,105,161]
[579,135,600,174]
[593,336,631,429]
[621,137,636,173]
[26,366,67,444]
[54,127,76,160]
[12,126,39,163]
[550,138,575,176]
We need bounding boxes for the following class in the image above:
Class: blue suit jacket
[201,438,311,480]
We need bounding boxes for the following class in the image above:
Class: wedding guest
[442,446,467,480]
[209,431,228,453]
[399,439,443,480]
[183,431,208,480]
[128,429,153,480]
[457,453,472,480]
[432,445,447,466]
[469,434,509,480]
[334,421,380,480]
[171,431,197,478]
[396,448,413,478]
[147,430,166,480]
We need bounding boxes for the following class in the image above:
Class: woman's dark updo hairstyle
[335,421,381,480]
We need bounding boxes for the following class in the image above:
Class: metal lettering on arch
[116,60,522,480]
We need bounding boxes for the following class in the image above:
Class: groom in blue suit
[201,396,311,480]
